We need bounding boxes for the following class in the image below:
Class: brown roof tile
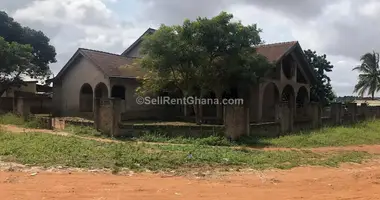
[79,48,145,78]
[256,41,298,63]
[76,41,298,79]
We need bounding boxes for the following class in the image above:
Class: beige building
[1,81,38,97]
[51,28,317,126]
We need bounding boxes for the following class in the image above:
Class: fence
[0,96,52,115]
[8,98,380,140]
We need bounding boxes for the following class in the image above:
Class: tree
[352,51,380,100]
[0,37,35,94]
[0,11,56,96]
[192,12,270,118]
[304,49,336,106]
[137,12,272,123]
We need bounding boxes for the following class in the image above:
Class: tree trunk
[184,104,188,117]
[193,103,202,125]
[372,91,375,100]
[215,90,223,123]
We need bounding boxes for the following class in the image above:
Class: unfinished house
[51,28,316,127]
[250,41,317,132]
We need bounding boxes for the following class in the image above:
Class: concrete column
[94,98,100,130]
[308,102,321,129]
[224,105,250,140]
[330,103,342,125]
[346,103,357,123]
[277,102,292,134]
[16,97,30,119]
[275,103,285,133]
[111,98,122,137]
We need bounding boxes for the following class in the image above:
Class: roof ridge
[79,48,124,58]
[257,41,298,48]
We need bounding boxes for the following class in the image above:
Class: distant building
[1,81,52,98]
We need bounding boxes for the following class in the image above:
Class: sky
[1,0,378,96]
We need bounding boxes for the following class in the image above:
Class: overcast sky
[1,0,378,96]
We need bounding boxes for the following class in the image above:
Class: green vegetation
[352,51,380,99]
[138,12,272,123]
[113,121,380,148]
[137,132,232,146]
[1,114,379,172]
[64,124,102,137]
[304,49,336,105]
[0,130,372,171]
[57,120,380,148]
[0,11,56,96]
[0,113,44,129]
[259,121,380,148]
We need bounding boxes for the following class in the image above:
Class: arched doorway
[262,82,280,122]
[296,86,309,118]
[111,85,126,99]
[281,85,295,108]
[79,83,93,112]
[95,82,109,99]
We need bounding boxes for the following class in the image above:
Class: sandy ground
[1,160,380,200]
[2,124,380,199]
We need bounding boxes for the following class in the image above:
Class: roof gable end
[121,28,156,57]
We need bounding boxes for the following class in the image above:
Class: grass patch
[253,121,380,148]
[0,113,44,129]
[64,125,102,137]
[135,132,233,146]
[64,120,380,149]
[0,130,373,171]
[126,120,380,148]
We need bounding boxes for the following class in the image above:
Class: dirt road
[1,160,380,200]
[2,124,380,199]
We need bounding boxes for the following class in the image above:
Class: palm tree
[352,51,380,100]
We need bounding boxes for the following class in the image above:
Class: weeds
[0,131,373,171]
[64,125,102,137]
[0,113,44,129]
[254,121,380,148]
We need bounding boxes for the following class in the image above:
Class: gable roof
[52,48,145,82]
[256,41,317,83]
[53,28,315,84]
[256,41,298,63]
[120,28,298,64]
[80,49,145,78]
[121,28,156,56]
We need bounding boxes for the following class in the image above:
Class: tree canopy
[0,37,35,92]
[137,12,272,100]
[0,11,56,96]
[304,49,336,106]
[352,51,380,99]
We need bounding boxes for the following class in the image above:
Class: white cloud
[2,0,378,96]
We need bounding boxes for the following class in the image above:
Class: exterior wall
[253,52,312,123]
[249,85,260,122]
[109,78,176,120]
[52,82,62,116]
[123,41,142,58]
[1,82,37,97]
[0,97,14,112]
[54,56,110,117]
[109,78,141,112]
[28,97,52,114]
